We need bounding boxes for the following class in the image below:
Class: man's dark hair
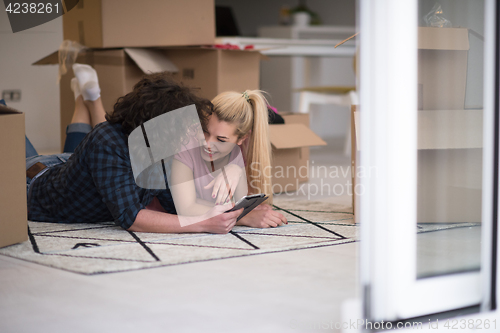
[106,72,212,135]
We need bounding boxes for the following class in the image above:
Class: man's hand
[197,204,243,234]
[237,204,288,228]
[204,164,243,205]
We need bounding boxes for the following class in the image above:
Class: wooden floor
[1,145,359,333]
[2,144,481,332]
[0,242,359,333]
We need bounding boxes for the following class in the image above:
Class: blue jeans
[26,123,93,200]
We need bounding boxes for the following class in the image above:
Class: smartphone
[225,193,268,221]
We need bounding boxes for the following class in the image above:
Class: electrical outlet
[2,90,21,102]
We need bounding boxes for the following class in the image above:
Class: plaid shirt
[28,122,176,229]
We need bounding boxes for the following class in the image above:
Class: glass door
[358,0,497,321]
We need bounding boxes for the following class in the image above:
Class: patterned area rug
[0,201,356,275]
[0,200,479,275]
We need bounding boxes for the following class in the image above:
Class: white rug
[0,200,478,275]
[0,201,357,275]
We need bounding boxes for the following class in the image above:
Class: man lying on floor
[25,67,286,234]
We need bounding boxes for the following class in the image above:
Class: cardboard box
[63,0,215,48]
[34,47,261,148]
[351,108,482,223]
[270,113,326,193]
[416,109,482,223]
[0,105,27,248]
[418,27,469,110]
[279,112,311,168]
[166,48,260,101]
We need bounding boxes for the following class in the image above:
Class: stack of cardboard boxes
[34,0,261,147]
[1,1,328,249]
[352,27,481,223]
[416,27,482,223]
[33,0,326,195]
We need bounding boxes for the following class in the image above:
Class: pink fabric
[174,135,245,202]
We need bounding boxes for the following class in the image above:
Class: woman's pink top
[174,135,245,202]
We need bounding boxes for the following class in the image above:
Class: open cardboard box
[270,113,326,193]
[351,108,483,223]
[335,27,469,110]
[0,105,27,248]
[34,47,261,148]
[63,0,215,48]
[351,27,474,222]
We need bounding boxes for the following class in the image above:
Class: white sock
[81,82,101,102]
[72,63,101,101]
[70,78,81,100]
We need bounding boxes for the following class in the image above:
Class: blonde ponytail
[211,90,273,204]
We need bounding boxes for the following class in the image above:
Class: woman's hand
[237,204,288,228]
[204,164,244,205]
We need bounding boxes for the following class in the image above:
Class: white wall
[260,55,356,142]
[307,57,356,143]
[0,6,62,153]
[215,0,357,143]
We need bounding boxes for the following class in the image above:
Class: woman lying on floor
[26,65,286,233]
[169,90,287,228]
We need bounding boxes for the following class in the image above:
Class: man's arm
[128,207,244,234]
[128,209,200,233]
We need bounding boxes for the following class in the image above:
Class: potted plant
[290,0,321,26]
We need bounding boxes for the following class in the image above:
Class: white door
[359,0,499,325]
